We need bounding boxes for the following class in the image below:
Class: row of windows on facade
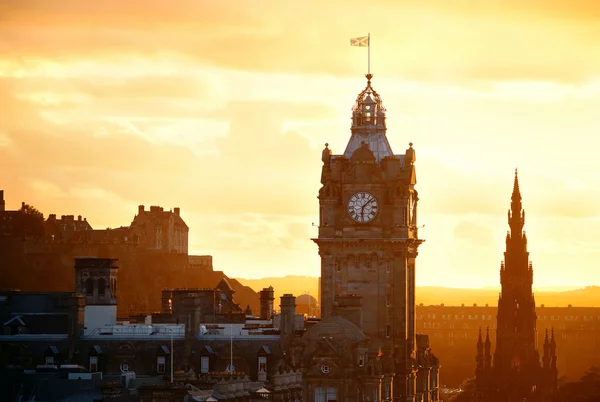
[314,384,390,402]
[45,355,270,376]
[421,314,494,320]
[422,322,497,329]
[424,323,600,335]
[85,277,117,297]
[420,313,600,322]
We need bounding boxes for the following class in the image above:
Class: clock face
[347,192,378,223]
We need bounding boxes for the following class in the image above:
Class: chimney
[174,207,180,216]
[279,294,296,351]
[259,286,275,320]
[78,215,82,221]
[138,205,144,214]
[334,294,363,330]
[49,214,56,221]
[21,201,25,209]
[0,190,4,212]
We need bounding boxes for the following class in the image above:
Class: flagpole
[368,33,371,75]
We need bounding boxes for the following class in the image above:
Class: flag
[350,36,369,47]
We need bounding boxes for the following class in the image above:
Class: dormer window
[358,353,365,367]
[258,356,267,373]
[201,356,209,373]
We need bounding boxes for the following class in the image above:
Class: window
[153,356,164,374]
[358,353,365,367]
[98,278,106,295]
[89,356,98,372]
[45,356,54,365]
[315,387,337,402]
[86,278,94,295]
[386,325,391,338]
[201,356,209,374]
[386,295,390,307]
[258,356,267,373]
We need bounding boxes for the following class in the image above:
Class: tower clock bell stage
[312,74,439,400]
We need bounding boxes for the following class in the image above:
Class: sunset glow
[1,0,599,288]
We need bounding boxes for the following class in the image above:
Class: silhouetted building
[129,205,188,254]
[311,74,439,401]
[295,293,319,317]
[45,214,93,241]
[189,255,213,271]
[0,197,261,317]
[0,257,302,401]
[474,171,557,401]
[0,191,30,237]
[414,303,600,388]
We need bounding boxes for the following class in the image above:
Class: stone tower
[474,171,557,401]
[313,74,431,400]
[74,257,119,335]
[259,286,275,320]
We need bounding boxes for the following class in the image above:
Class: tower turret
[74,257,119,335]
[476,328,484,371]
[344,74,393,163]
[484,327,492,370]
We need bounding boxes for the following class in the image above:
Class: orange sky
[1,1,599,288]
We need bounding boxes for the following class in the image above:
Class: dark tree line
[15,203,45,238]
[440,366,600,402]
[554,366,600,402]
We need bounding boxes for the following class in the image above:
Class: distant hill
[417,286,600,307]
[236,276,318,306]
[235,275,600,308]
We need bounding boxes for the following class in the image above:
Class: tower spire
[508,168,525,234]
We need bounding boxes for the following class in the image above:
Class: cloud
[2,1,600,83]
[453,220,496,247]
[417,154,600,220]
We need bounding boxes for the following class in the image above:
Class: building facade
[311,74,439,401]
[474,172,557,401]
[413,303,600,388]
[0,257,302,401]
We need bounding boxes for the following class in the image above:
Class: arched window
[85,278,94,295]
[97,278,106,295]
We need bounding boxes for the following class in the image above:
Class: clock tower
[313,74,431,400]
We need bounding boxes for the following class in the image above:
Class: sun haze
[1,0,599,288]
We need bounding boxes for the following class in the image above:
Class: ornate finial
[361,140,367,147]
[409,142,413,147]
[325,143,329,148]
[366,73,373,83]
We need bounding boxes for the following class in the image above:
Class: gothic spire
[508,168,525,234]
[484,327,492,369]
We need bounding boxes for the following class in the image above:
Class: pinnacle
[511,168,521,202]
